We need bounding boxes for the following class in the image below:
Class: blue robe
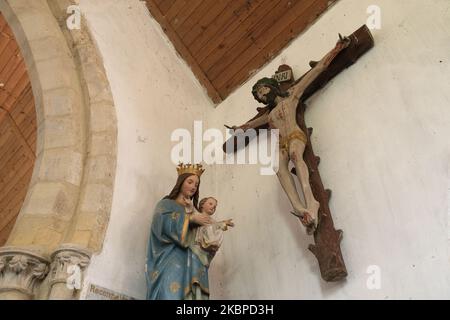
[145,199,209,300]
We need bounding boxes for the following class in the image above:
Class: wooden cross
[223,25,374,282]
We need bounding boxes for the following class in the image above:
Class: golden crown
[176,163,205,177]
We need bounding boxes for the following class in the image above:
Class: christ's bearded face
[256,85,278,105]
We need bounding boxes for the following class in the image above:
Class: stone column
[0,247,50,300]
[48,245,91,300]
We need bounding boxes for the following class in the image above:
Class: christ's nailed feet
[302,212,317,235]
[291,211,317,235]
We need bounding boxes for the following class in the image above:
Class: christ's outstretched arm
[290,36,351,100]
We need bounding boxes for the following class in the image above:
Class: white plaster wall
[78,0,450,299]
[76,0,214,299]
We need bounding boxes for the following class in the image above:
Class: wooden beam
[170,0,203,31]
[157,0,177,16]
[0,166,33,224]
[0,216,18,247]
[145,0,222,103]
[181,1,229,47]
[189,0,256,58]
[177,0,217,40]
[199,0,282,73]
[217,0,334,98]
[5,112,35,160]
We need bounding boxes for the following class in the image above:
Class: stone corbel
[0,247,50,300]
[47,244,91,300]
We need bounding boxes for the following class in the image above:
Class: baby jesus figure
[188,197,234,267]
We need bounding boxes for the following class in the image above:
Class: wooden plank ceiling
[145,0,337,103]
[0,12,36,246]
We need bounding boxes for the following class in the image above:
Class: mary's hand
[190,213,213,226]
[182,197,194,213]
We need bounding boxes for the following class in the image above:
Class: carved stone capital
[0,247,50,299]
[49,244,91,287]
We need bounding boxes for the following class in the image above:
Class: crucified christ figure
[230,36,350,235]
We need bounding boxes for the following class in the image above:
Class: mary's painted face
[181,175,199,198]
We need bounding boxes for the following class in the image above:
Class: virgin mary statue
[145,164,213,300]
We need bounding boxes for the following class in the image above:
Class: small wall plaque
[85,283,135,300]
[273,69,293,83]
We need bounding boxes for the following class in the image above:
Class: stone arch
[0,0,117,300]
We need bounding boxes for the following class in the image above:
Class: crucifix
[223,25,374,282]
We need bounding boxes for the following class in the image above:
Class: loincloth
[279,128,308,152]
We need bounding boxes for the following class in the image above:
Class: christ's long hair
[164,173,200,211]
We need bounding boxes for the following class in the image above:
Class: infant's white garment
[195,217,225,252]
